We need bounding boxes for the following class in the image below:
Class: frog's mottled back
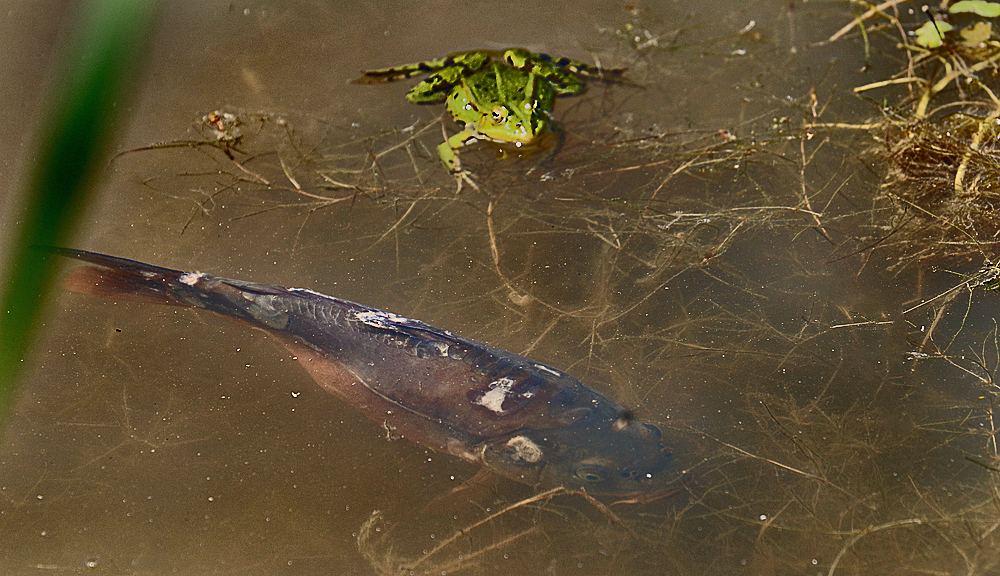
[443,62,554,148]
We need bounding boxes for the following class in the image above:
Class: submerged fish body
[53,248,676,497]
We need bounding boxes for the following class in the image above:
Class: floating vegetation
[824,1,1000,271]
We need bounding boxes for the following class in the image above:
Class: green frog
[354,48,623,190]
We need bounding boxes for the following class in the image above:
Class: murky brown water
[3,1,1000,575]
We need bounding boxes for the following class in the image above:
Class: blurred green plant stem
[0,0,159,425]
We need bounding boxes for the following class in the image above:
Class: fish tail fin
[40,247,195,307]
[43,247,292,331]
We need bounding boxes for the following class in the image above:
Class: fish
[48,248,677,499]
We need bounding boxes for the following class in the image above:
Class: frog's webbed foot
[452,169,479,194]
[438,129,480,193]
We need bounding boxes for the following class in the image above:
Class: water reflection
[3,1,1000,575]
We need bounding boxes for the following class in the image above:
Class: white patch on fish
[473,376,516,414]
[179,272,205,286]
[427,341,449,356]
[506,435,542,463]
[355,309,414,328]
[288,287,335,300]
[533,364,562,377]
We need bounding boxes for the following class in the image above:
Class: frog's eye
[491,105,508,124]
[575,464,609,482]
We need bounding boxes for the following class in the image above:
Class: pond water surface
[2,1,999,575]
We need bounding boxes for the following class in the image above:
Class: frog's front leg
[438,129,480,193]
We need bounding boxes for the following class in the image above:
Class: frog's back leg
[353,50,492,85]
[502,48,625,96]
[405,66,467,103]
[352,54,460,86]
[405,50,498,102]
[352,61,440,85]
[527,50,627,81]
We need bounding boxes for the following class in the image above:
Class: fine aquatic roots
[357,487,644,576]
[103,9,1000,572]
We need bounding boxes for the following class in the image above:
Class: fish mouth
[550,478,685,506]
[609,464,696,505]
[587,466,691,505]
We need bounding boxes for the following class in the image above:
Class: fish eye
[575,464,608,482]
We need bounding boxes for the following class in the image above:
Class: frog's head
[479,408,678,499]
[453,63,555,148]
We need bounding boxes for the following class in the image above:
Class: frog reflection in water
[354,48,624,191]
